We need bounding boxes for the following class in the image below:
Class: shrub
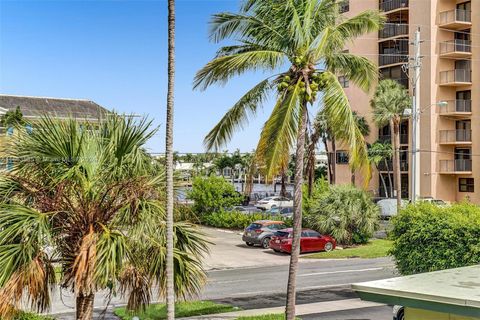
[306,185,379,246]
[13,311,53,320]
[201,211,292,230]
[188,176,243,214]
[390,202,480,275]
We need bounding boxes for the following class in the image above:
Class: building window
[339,0,349,13]
[459,178,474,192]
[336,151,349,164]
[338,76,349,88]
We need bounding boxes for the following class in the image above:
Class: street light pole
[410,28,422,203]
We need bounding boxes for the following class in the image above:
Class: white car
[256,196,293,210]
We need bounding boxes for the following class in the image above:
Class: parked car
[226,206,262,214]
[256,196,293,210]
[393,306,404,320]
[418,197,448,206]
[269,228,336,254]
[242,220,287,249]
[266,206,294,218]
[377,198,408,219]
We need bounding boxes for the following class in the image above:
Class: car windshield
[432,200,446,205]
[262,197,274,201]
[274,231,290,237]
[248,223,263,229]
[268,208,280,213]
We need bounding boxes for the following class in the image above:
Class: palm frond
[325,53,378,91]
[193,50,285,90]
[256,80,303,177]
[321,71,369,173]
[204,79,272,151]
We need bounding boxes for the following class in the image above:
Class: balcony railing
[439,9,472,26]
[439,69,472,84]
[379,23,409,39]
[439,159,472,173]
[439,100,472,114]
[439,129,472,143]
[440,39,472,55]
[379,0,408,12]
[379,54,409,66]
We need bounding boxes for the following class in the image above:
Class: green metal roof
[352,265,480,317]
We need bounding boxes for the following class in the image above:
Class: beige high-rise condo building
[334,0,478,203]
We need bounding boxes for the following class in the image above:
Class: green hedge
[201,211,292,230]
[390,202,480,275]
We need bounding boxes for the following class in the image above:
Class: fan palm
[0,116,208,320]
[194,1,384,318]
[371,80,411,211]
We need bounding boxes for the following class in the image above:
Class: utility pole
[409,28,422,203]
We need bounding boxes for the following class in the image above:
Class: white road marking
[208,279,250,284]
[299,267,383,277]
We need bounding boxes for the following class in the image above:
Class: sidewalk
[179,298,385,319]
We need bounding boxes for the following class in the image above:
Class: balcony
[379,54,409,67]
[379,23,409,40]
[438,100,472,117]
[439,40,472,59]
[438,9,472,30]
[439,159,472,174]
[439,129,472,145]
[379,0,408,13]
[439,69,472,86]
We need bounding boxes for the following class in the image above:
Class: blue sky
[0,0,275,153]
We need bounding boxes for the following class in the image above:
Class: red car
[269,228,336,254]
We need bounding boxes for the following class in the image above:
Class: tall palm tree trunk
[377,166,389,198]
[280,171,287,197]
[331,138,336,184]
[285,104,307,320]
[166,0,176,318]
[391,119,401,212]
[76,293,94,320]
[323,138,333,184]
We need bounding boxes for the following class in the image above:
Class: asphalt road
[51,227,397,318]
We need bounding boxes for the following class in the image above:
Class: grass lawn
[114,301,239,320]
[237,315,301,320]
[304,239,392,259]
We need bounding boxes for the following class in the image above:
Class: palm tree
[368,141,393,198]
[165,0,176,318]
[194,1,384,318]
[371,79,411,211]
[0,116,208,320]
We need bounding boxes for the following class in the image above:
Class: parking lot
[202,226,297,270]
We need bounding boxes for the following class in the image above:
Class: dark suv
[242,220,287,249]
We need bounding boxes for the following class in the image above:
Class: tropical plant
[0,107,25,127]
[166,0,176,318]
[307,185,379,245]
[188,176,243,214]
[201,211,292,230]
[0,116,208,320]
[390,202,480,275]
[368,141,393,198]
[371,80,411,210]
[194,1,384,317]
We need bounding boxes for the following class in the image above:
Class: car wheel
[246,242,254,247]
[324,242,334,252]
[396,310,404,320]
[261,237,271,249]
